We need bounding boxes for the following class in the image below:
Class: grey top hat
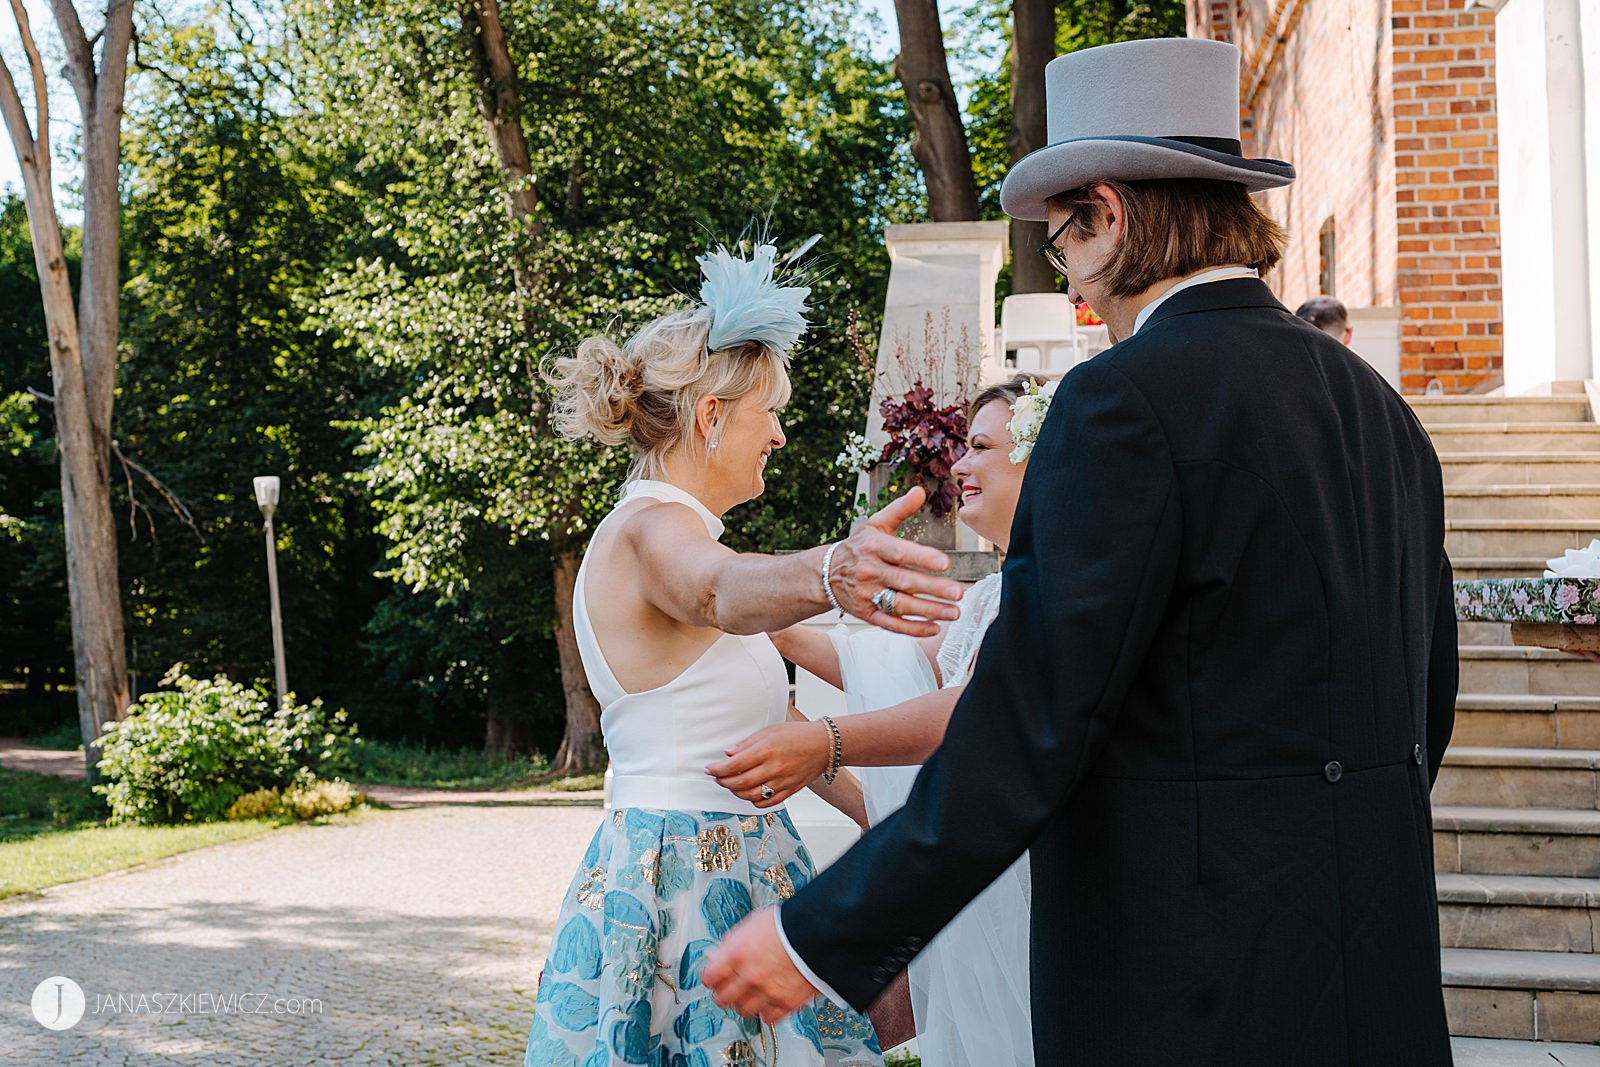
[999,38,1295,222]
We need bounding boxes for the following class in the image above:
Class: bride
[707,375,1049,1067]
[522,240,966,1067]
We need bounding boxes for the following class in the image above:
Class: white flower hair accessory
[1006,378,1058,464]
[697,241,814,356]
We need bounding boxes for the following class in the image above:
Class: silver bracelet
[821,542,845,615]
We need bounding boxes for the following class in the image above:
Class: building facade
[1188,0,1505,394]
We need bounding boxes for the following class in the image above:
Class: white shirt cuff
[774,906,852,1010]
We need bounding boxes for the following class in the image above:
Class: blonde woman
[522,243,963,1067]
[707,377,1048,1067]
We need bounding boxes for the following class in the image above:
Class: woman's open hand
[830,486,964,637]
[706,720,831,807]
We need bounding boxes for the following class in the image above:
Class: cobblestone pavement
[0,803,603,1066]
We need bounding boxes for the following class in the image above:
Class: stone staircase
[1412,393,1600,1061]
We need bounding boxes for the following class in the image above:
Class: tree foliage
[0,0,921,755]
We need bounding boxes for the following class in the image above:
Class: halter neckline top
[573,479,789,815]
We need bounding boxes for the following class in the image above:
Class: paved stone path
[0,802,603,1065]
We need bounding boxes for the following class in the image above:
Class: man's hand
[832,487,964,638]
[702,907,818,1024]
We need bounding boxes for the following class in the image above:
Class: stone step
[1460,619,1515,646]
[1436,748,1600,809]
[1446,485,1600,520]
[1435,805,1600,878]
[1442,453,1600,488]
[1446,519,1600,557]
[1452,557,1552,580]
[1453,694,1600,750]
[1436,873,1600,953]
[1411,396,1593,425]
[1428,424,1600,454]
[1442,947,1600,1041]
[1451,1036,1600,1065]
[1459,646,1600,695]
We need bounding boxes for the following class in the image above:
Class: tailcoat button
[1323,760,1343,783]
[1412,744,1424,766]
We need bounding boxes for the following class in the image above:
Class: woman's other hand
[706,721,831,806]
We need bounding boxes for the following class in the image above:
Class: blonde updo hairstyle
[548,307,793,481]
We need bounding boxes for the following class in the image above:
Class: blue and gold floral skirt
[525,807,883,1067]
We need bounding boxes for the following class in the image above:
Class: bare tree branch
[8,0,49,163]
[0,45,37,171]
[47,0,95,110]
[95,0,136,135]
[112,440,206,544]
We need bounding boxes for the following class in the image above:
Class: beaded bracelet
[821,715,843,784]
[820,542,845,615]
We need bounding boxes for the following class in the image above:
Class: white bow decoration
[1544,539,1600,579]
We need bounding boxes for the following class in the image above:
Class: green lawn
[341,738,551,790]
[0,819,284,899]
[0,765,355,899]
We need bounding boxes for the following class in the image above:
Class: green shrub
[95,667,359,824]
[224,781,363,821]
[223,788,283,820]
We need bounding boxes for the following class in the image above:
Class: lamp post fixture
[253,476,289,710]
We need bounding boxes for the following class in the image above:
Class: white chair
[1000,293,1087,373]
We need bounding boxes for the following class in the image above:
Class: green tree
[115,10,399,723]
[298,0,915,766]
[0,195,72,729]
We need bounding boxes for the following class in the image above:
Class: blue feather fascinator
[697,240,815,357]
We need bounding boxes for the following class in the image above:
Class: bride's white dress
[829,571,1034,1067]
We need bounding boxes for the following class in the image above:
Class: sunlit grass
[342,738,550,789]
[0,819,286,899]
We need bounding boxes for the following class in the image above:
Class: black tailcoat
[783,279,1457,1065]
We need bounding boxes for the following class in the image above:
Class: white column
[1496,0,1595,392]
[859,221,1008,551]
[863,221,1008,440]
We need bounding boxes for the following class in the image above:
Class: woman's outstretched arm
[706,686,962,807]
[632,488,961,638]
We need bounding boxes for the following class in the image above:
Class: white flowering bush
[1006,379,1058,464]
[95,667,360,824]
[835,431,879,475]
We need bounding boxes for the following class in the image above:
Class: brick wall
[1188,0,1503,393]
[1391,0,1502,393]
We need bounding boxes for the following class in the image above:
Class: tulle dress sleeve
[827,625,937,828]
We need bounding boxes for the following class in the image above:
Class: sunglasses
[1036,214,1074,277]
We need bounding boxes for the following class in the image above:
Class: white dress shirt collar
[1130,265,1260,337]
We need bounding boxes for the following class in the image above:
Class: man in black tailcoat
[705,37,1457,1066]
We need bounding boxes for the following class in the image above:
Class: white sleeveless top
[574,479,789,815]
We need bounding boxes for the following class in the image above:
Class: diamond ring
[871,588,899,617]
[760,784,776,800]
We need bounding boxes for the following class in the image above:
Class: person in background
[1295,294,1353,345]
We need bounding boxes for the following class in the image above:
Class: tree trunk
[1008,0,1057,294]
[892,0,980,222]
[549,549,604,775]
[460,0,542,296]
[461,2,604,774]
[0,1,137,781]
[484,681,536,756]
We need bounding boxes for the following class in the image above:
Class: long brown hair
[1047,178,1287,299]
